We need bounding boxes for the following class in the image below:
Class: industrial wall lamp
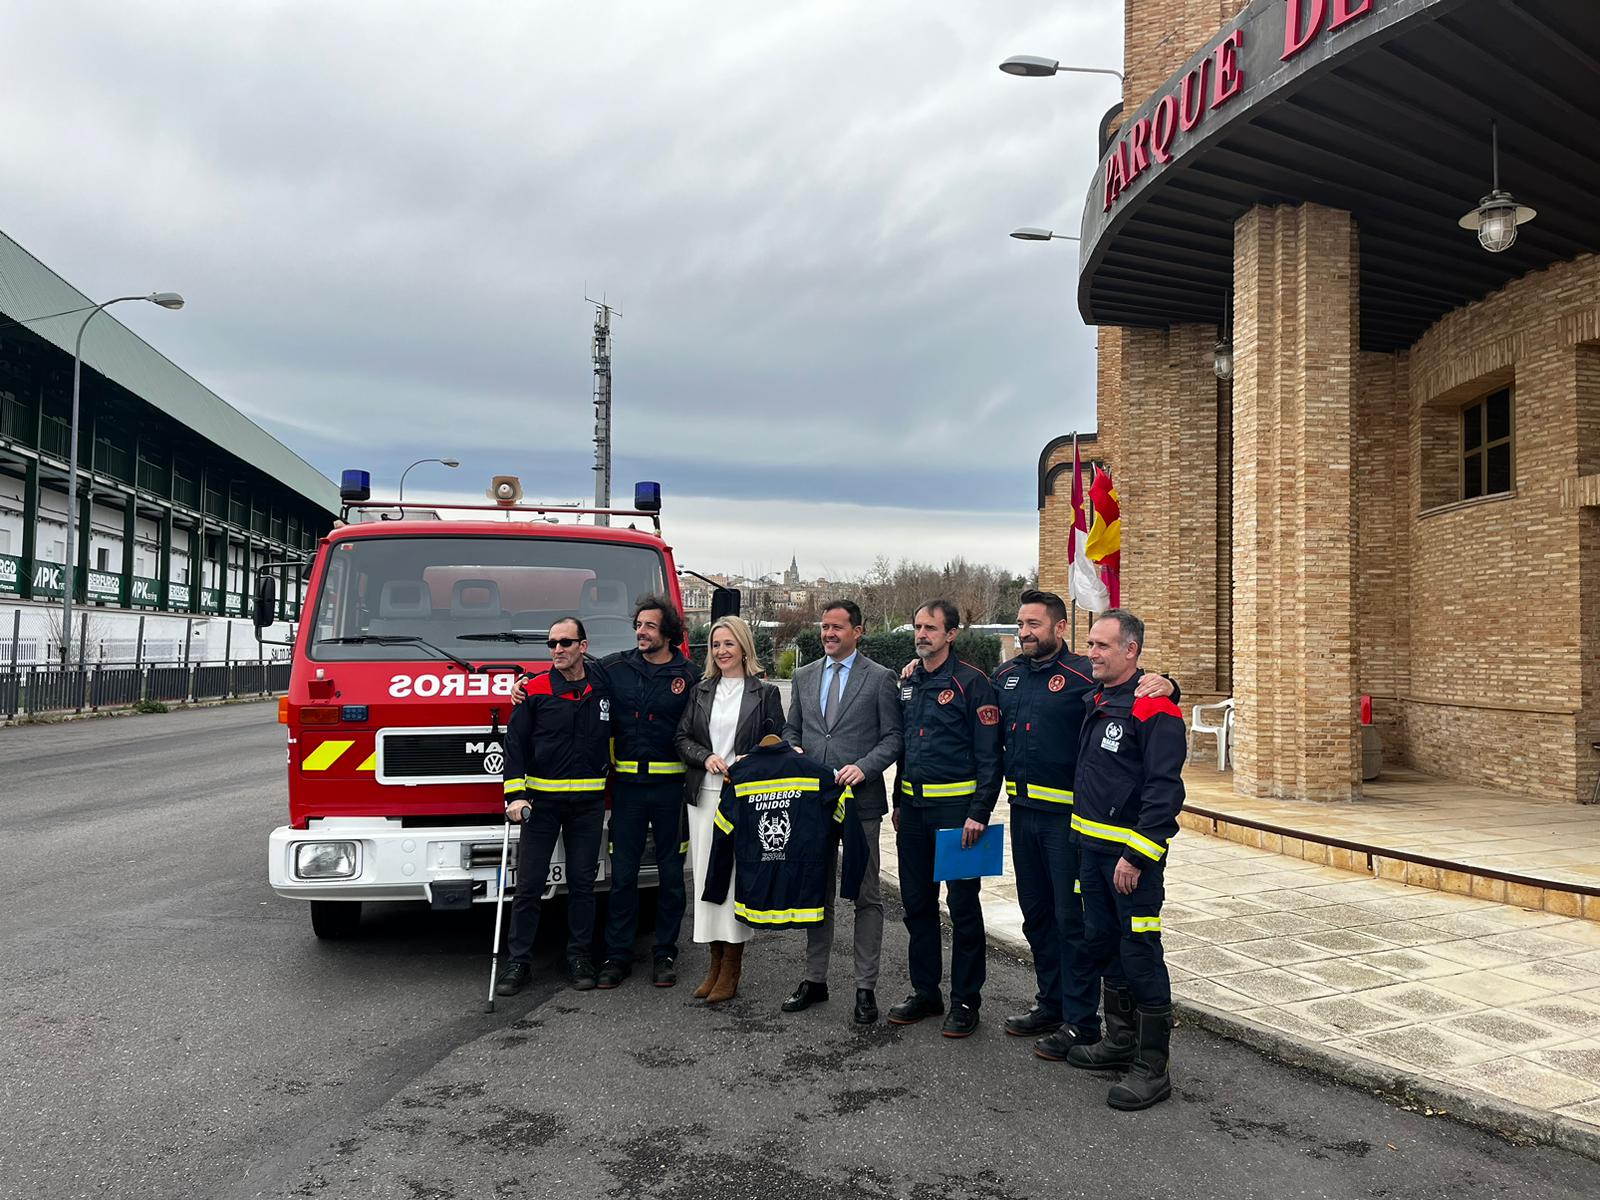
[1458,121,1535,254]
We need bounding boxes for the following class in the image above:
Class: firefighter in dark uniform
[889,599,1002,1038]
[1064,609,1187,1110]
[994,589,1177,1060]
[496,616,612,995]
[596,595,698,989]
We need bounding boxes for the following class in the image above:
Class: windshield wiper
[456,632,548,643]
[318,634,474,673]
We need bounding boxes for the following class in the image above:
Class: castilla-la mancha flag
[1067,435,1109,613]
[1084,466,1122,608]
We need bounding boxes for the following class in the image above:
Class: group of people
[493,586,1188,1111]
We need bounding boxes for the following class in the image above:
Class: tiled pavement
[1182,763,1600,912]
[876,791,1600,1156]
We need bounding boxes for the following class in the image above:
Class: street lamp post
[60,292,184,663]
[998,56,1124,85]
[1011,227,1080,242]
[397,457,461,503]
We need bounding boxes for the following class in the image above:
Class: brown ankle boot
[693,942,726,999]
[707,941,745,1003]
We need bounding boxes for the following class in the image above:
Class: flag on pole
[1085,466,1122,608]
[1067,436,1109,612]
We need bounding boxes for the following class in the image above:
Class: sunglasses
[546,637,581,649]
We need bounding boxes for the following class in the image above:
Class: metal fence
[1,659,291,719]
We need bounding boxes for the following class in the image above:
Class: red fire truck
[259,472,722,939]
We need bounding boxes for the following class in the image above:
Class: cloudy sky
[1,1,1119,580]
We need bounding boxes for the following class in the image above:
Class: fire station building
[0,229,336,623]
[1038,0,1600,804]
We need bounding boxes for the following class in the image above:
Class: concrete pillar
[120,493,137,607]
[19,458,39,600]
[1231,203,1360,801]
[158,507,174,609]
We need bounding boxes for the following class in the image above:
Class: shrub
[133,698,170,715]
[776,648,797,679]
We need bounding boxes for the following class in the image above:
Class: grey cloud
[1,0,1118,559]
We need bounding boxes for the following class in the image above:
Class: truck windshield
[308,535,667,661]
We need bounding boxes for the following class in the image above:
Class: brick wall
[1123,0,1245,115]
[1404,254,1600,802]
[1356,351,1411,751]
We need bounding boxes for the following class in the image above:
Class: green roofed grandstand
[0,229,336,619]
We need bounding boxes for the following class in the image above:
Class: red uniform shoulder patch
[937,689,956,705]
[977,704,1000,726]
[1132,695,1183,722]
[671,677,687,695]
[1048,674,1066,692]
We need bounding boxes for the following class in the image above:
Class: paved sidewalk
[1183,764,1600,908]
[876,792,1600,1158]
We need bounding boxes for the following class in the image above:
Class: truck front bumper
[268,816,653,904]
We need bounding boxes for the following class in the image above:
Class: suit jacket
[783,653,904,819]
[674,674,787,804]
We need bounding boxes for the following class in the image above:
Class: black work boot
[597,959,630,989]
[1004,1005,1062,1038]
[494,960,532,997]
[569,956,599,991]
[1066,984,1137,1070]
[1034,1023,1101,1061]
[1107,1005,1173,1111]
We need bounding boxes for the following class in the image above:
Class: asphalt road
[2,703,1596,1200]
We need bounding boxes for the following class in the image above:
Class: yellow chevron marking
[303,740,354,772]
[356,752,376,772]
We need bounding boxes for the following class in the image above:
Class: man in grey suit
[781,598,904,1023]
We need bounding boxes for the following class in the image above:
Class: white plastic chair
[1190,699,1234,770]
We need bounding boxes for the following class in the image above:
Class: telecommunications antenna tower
[586,291,619,527]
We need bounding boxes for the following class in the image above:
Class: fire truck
[258,471,733,939]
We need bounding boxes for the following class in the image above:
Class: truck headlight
[296,841,359,879]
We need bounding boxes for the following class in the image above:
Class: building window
[1461,388,1513,500]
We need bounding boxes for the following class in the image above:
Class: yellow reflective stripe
[678,840,690,854]
[526,776,607,792]
[713,810,734,834]
[901,779,977,797]
[1070,814,1167,862]
[734,902,825,924]
[356,753,376,772]
[502,779,524,796]
[1007,781,1073,804]
[614,759,685,775]
[1131,916,1163,933]
[834,797,846,822]
[1074,879,1081,895]
[302,740,353,772]
[734,777,821,796]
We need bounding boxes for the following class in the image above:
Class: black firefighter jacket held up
[700,741,868,929]
[1071,669,1188,867]
[502,664,613,808]
[601,648,698,779]
[894,655,1003,825]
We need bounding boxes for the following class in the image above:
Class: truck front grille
[378,727,505,784]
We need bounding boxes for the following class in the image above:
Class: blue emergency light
[633,481,662,513]
[340,469,371,502]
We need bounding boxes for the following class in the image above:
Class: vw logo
[482,751,505,775]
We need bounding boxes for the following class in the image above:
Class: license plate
[502,855,604,891]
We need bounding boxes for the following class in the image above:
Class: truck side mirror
[710,587,740,621]
[253,576,278,628]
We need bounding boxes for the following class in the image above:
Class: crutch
[484,810,516,1013]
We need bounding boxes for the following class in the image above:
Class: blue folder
[933,823,1005,881]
